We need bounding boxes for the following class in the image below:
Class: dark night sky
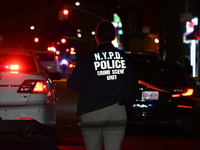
[0,0,199,53]
[0,0,113,50]
[0,1,80,48]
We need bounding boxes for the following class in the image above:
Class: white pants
[80,103,127,150]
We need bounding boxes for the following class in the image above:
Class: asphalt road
[1,78,200,150]
[55,79,200,150]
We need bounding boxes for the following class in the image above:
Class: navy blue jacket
[67,43,138,116]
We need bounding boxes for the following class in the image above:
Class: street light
[34,37,39,43]
[61,38,67,44]
[75,2,80,6]
[30,26,35,30]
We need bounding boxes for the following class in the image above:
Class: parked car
[0,48,61,136]
[127,58,200,135]
[36,51,61,74]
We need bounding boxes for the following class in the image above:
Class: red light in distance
[63,9,69,15]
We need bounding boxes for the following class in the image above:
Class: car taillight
[172,88,194,97]
[17,80,47,93]
[182,88,194,96]
[177,105,193,109]
[20,118,35,120]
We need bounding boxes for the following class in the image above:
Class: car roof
[125,51,161,60]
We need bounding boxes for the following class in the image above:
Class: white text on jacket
[93,51,126,80]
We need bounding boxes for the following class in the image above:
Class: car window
[37,53,55,61]
[0,54,37,72]
[132,60,188,86]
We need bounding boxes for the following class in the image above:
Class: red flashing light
[47,46,56,52]
[6,64,20,70]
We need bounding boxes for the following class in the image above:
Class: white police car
[0,48,61,135]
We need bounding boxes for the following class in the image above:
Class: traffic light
[63,9,69,16]
[58,9,69,20]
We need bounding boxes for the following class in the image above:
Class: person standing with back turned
[67,20,138,150]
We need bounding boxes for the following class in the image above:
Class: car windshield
[132,60,188,87]
[37,53,55,61]
[0,54,37,72]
